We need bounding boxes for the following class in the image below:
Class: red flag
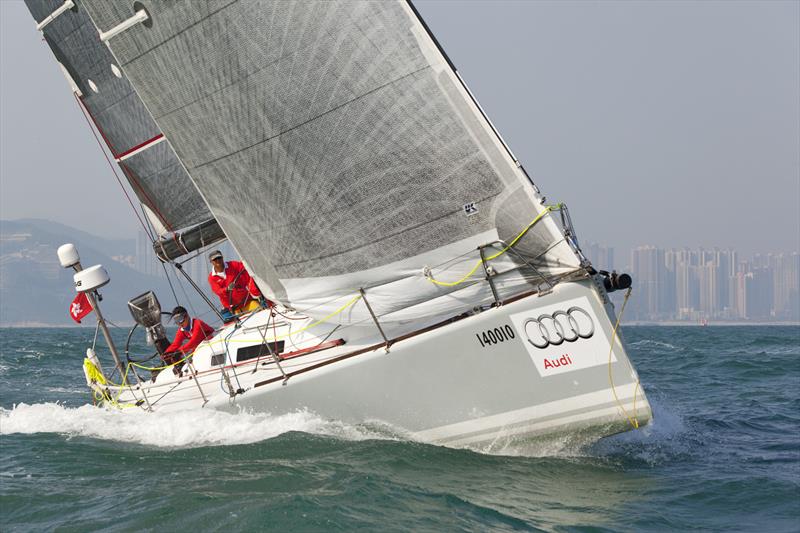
[69,292,93,324]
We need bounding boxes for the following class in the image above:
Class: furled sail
[24,0,225,259]
[78,0,583,331]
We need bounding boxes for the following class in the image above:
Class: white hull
[100,278,651,448]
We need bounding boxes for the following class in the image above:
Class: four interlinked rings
[523,306,594,349]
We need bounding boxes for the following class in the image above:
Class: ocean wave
[629,339,680,351]
[0,403,400,449]
[733,345,800,356]
[589,396,699,466]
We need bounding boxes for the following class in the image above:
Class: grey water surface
[1,326,798,532]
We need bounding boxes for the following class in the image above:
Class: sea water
[1,326,798,532]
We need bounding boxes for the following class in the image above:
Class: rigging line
[118,162,174,233]
[140,208,179,307]
[77,99,170,236]
[78,93,173,235]
[426,204,563,287]
[607,288,641,430]
[172,264,199,318]
[91,321,101,352]
[173,262,225,322]
[201,294,362,349]
[223,322,244,391]
[138,204,156,242]
[74,94,150,236]
[160,261,179,307]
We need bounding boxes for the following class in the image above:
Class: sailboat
[26,0,651,448]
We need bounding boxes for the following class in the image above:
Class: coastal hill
[0,219,202,326]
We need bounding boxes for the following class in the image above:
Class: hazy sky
[1,0,798,257]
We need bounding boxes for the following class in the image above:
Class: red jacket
[165,318,215,356]
[208,260,261,310]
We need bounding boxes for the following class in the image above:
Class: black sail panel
[24,0,223,250]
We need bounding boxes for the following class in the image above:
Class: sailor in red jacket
[163,306,215,367]
[207,250,263,314]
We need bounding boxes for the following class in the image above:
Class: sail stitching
[190,66,431,171]
[270,191,502,269]
[118,0,239,67]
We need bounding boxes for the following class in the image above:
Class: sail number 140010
[475,325,515,347]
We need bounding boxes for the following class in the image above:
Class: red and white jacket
[207,260,261,311]
[165,318,215,356]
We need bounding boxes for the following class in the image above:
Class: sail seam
[270,191,503,269]
[151,27,340,122]
[190,65,431,172]
[118,0,239,67]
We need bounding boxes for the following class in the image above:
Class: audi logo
[523,306,595,349]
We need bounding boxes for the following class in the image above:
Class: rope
[83,358,107,385]
[426,204,563,287]
[160,260,179,307]
[607,287,642,429]
[74,94,151,237]
[130,348,194,372]
[202,293,363,349]
[174,269,200,318]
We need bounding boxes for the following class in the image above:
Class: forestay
[25,0,224,259]
[80,0,582,330]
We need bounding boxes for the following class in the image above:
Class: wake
[0,402,398,449]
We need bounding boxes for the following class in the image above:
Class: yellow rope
[607,287,642,429]
[83,358,107,385]
[203,293,363,348]
[426,203,563,287]
[130,350,193,371]
[84,359,141,408]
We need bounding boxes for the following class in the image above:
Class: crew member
[163,306,214,370]
[207,250,264,315]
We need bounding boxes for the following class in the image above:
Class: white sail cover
[25,0,224,253]
[79,0,581,329]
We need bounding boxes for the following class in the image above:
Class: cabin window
[236,341,285,363]
[210,353,226,367]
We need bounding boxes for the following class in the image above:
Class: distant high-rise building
[631,246,667,319]
[698,260,718,318]
[745,267,773,319]
[771,252,800,320]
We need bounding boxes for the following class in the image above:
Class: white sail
[78,0,582,330]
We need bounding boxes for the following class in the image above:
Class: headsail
[24,0,225,259]
[77,0,582,330]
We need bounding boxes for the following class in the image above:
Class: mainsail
[68,1,582,329]
[25,0,225,260]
